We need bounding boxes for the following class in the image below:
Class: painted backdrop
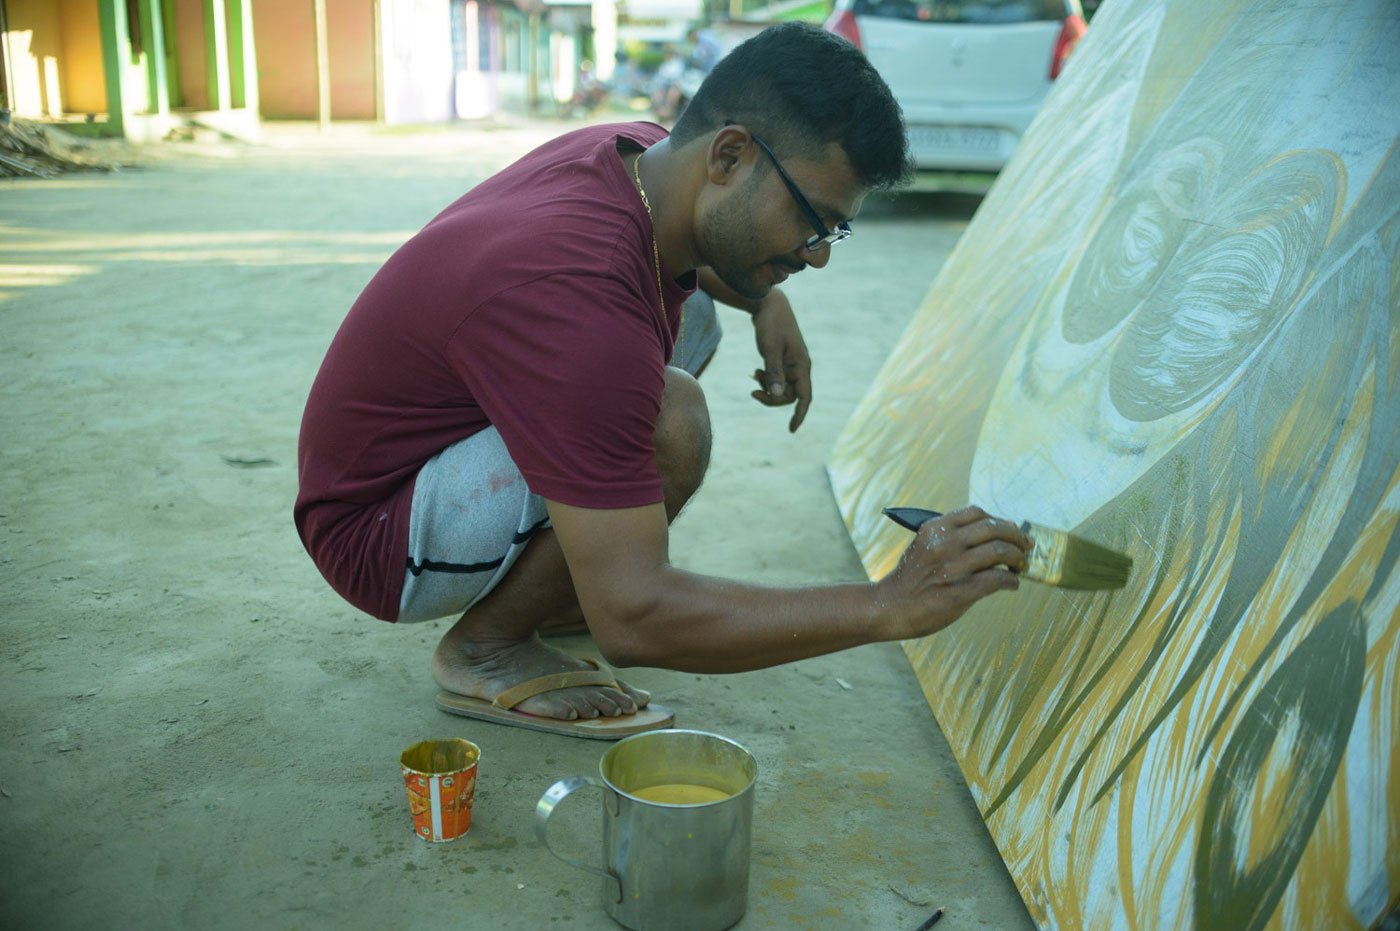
[828,0,1400,928]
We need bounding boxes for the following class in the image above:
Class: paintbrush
[883,506,1132,591]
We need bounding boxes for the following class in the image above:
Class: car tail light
[824,9,863,50]
[1050,14,1087,78]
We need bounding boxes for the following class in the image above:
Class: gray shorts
[398,425,550,622]
[397,290,720,623]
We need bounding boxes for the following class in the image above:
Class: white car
[825,0,1087,172]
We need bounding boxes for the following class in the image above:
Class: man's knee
[655,366,711,514]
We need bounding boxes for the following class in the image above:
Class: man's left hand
[750,290,812,433]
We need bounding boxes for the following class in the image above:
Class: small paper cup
[401,737,480,842]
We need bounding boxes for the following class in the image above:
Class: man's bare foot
[432,635,649,721]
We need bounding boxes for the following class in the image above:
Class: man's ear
[705,124,753,186]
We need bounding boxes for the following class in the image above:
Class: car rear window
[852,0,1065,23]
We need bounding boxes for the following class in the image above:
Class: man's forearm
[592,567,891,673]
[549,501,1024,676]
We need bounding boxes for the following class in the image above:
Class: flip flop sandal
[435,656,675,740]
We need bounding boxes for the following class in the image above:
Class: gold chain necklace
[632,153,684,365]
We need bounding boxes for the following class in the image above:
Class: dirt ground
[0,118,1033,930]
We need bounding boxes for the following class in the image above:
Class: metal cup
[536,729,757,931]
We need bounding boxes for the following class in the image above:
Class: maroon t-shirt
[294,122,695,621]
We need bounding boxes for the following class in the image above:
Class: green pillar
[138,0,170,115]
[97,0,131,136]
[161,0,183,108]
[226,0,258,112]
[204,0,231,111]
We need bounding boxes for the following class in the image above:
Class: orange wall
[60,0,112,115]
[3,0,64,115]
[56,0,104,116]
[3,0,378,122]
[252,0,376,120]
[171,0,209,110]
[3,0,104,116]
[251,1,315,116]
[327,0,376,120]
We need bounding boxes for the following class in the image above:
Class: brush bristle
[1023,523,1132,591]
[1057,535,1134,590]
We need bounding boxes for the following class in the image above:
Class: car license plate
[907,126,1001,157]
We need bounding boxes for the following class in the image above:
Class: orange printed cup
[400,738,480,842]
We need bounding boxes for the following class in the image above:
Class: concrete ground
[0,118,1034,930]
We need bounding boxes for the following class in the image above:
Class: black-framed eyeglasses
[749,133,853,252]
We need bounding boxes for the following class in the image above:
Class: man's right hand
[876,506,1032,641]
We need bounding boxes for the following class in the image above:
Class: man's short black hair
[671,23,911,190]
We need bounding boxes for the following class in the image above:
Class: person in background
[651,45,687,122]
[686,25,723,76]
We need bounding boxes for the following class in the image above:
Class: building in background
[618,0,702,46]
[0,0,256,141]
[0,0,614,138]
